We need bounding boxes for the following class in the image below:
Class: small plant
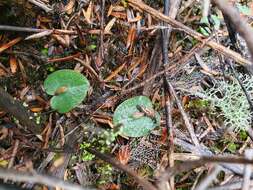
[80,127,120,162]
[195,74,253,131]
[113,96,160,137]
[44,69,90,113]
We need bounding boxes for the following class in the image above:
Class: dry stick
[194,165,222,190]
[100,0,105,63]
[0,25,77,35]
[159,155,253,183]
[7,140,19,170]
[208,181,253,190]
[28,0,52,12]
[0,168,94,190]
[127,0,252,70]
[211,0,253,72]
[242,149,253,190]
[161,0,176,189]
[167,82,200,146]
[86,148,157,190]
[0,87,41,134]
[122,28,221,96]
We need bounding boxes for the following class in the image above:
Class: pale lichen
[195,75,253,131]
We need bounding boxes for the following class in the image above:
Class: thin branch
[28,0,52,13]
[167,82,200,146]
[0,87,41,134]
[195,165,222,190]
[159,154,253,184]
[211,0,253,72]
[0,168,95,190]
[242,149,253,190]
[127,0,252,71]
[0,25,76,35]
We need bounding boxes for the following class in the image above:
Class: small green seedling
[44,69,89,113]
[113,96,160,137]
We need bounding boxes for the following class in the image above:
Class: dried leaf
[43,114,52,149]
[0,127,8,140]
[17,59,27,83]
[110,12,127,19]
[0,68,6,76]
[30,107,44,112]
[107,5,114,16]
[9,56,18,73]
[52,34,69,47]
[0,37,22,54]
[160,127,167,144]
[105,63,126,82]
[126,26,136,49]
[128,15,142,23]
[93,118,114,128]
[104,18,117,34]
[25,30,53,40]
[64,0,75,14]
[83,1,92,24]
[116,145,131,165]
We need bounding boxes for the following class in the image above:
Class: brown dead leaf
[25,30,53,40]
[64,0,75,14]
[104,18,117,34]
[0,68,6,76]
[30,107,44,112]
[93,118,114,128]
[0,37,22,54]
[17,59,27,84]
[128,15,142,23]
[0,127,8,140]
[83,1,92,24]
[9,56,18,73]
[107,5,114,16]
[126,26,136,49]
[116,145,131,165]
[52,34,69,47]
[105,63,126,82]
[42,114,52,149]
[110,12,127,19]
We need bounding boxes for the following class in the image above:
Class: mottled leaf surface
[113,96,160,137]
[44,69,89,113]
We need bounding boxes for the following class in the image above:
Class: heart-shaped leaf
[44,69,89,113]
[113,96,160,137]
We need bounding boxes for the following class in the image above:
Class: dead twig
[127,0,252,71]
[195,165,222,190]
[212,0,253,72]
[0,168,95,190]
[242,149,253,190]
[0,87,41,134]
[167,81,200,146]
[28,0,52,13]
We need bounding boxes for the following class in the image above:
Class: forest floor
[1,0,253,190]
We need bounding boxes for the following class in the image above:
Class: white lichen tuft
[195,75,253,131]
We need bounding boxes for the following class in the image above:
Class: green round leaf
[44,69,89,113]
[113,96,160,137]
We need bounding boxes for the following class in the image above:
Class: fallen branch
[212,0,253,73]
[127,0,253,72]
[0,87,41,134]
[0,168,94,190]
